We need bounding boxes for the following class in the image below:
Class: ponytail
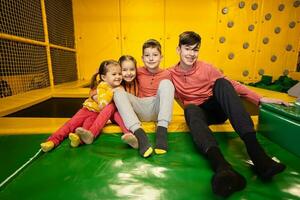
[90,59,120,89]
[89,72,99,89]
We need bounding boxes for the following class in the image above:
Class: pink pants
[47,103,129,146]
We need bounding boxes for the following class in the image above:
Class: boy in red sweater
[114,39,174,158]
[169,31,288,197]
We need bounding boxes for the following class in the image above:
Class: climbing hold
[239,1,245,8]
[265,13,272,20]
[263,37,269,44]
[222,7,229,14]
[248,24,255,31]
[227,21,234,28]
[243,42,249,49]
[243,70,249,77]
[219,37,226,43]
[251,3,258,10]
[278,4,285,11]
[271,55,277,62]
[274,27,281,34]
[228,53,235,60]
[258,69,265,75]
[286,44,293,51]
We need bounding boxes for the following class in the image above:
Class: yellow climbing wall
[73,0,300,83]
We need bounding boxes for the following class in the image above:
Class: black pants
[184,78,255,154]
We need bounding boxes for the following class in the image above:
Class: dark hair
[178,31,201,47]
[142,39,161,54]
[118,55,139,96]
[119,55,137,68]
[90,59,120,89]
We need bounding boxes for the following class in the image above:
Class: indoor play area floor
[0,81,299,199]
[0,132,300,200]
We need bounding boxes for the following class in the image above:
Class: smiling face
[177,43,199,69]
[142,47,162,72]
[121,60,136,83]
[101,65,122,88]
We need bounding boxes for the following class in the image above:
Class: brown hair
[142,39,161,55]
[89,59,120,89]
[118,55,139,96]
[178,31,201,47]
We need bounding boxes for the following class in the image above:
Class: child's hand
[90,89,98,102]
[89,89,97,97]
[92,94,98,102]
[259,97,291,106]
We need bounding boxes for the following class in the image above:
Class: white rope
[0,149,42,189]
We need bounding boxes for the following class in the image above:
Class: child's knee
[214,78,232,88]
[159,79,174,92]
[184,104,206,121]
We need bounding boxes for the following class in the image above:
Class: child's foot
[243,133,286,181]
[75,127,94,144]
[40,141,55,152]
[134,128,153,158]
[212,168,246,198]
[122,133,138,149]
[143,147,153,158]
[154,126,168,154]
[69,133,80,147]
[252,159,286,181]
[154,149,167,154]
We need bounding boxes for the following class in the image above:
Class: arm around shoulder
[97,82,114,109]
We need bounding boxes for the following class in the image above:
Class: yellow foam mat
[0,81,296,117]
[0,116,258,135]
[0,81,292,135]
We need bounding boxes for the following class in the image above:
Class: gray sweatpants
[113,79,175,132]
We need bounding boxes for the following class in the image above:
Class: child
[72,57,141,148]
[113,40,175,158]
[118,55,140,145]
[169,31,287,197]
[119,55,139,97]
[40,60,137,152]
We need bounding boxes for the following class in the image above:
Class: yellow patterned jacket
[82,82,113,112]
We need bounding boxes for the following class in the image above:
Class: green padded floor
[0,133,300,200]
[0,134,48,183]
[258,103,300,157]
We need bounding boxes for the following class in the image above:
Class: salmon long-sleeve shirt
[137,67,171,97]
[169,61,262,106]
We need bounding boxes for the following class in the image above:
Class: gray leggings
[114,79,175,132]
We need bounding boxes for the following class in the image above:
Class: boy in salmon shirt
[114,39,174,158]
[169,31,288,197]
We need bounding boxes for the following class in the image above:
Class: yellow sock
[143,147,153,158]
[69,133,80,148]
[40,141,55,152]
[154,148,167,155]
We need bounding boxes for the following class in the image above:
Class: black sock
[134,128,152,157]
[206,147,246,197]
[211,168,247,197]
[242,133,286,180]
[155,126,168,152]
[206,147,231,172]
